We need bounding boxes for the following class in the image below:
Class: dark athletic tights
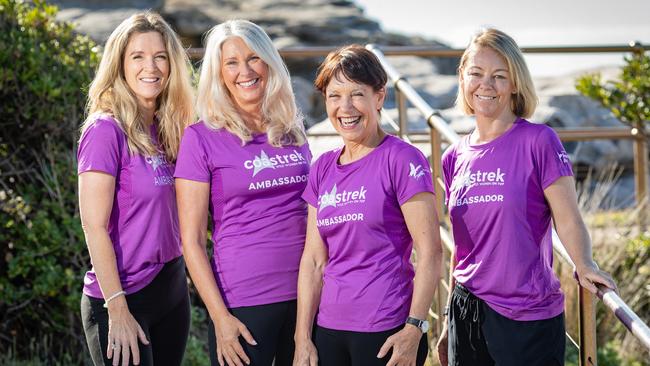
[81,256,191,366]
[208,300,297,366]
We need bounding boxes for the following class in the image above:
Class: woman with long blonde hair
[175,20,310,366]
[78,11,194,366]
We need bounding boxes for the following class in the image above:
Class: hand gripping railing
[552,230,650,364]
[364,43,650,365]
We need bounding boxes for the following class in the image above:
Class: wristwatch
[405,316,429,333]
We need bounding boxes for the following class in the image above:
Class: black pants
[448,283,565,366]
[208,299,296,366]
[313,324,428,366]
[81,256,191,366]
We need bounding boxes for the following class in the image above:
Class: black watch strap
[405,316,424,328]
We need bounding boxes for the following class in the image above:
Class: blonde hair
[196,20,306,147]
[456,28,537,118]
[81,11,194,161]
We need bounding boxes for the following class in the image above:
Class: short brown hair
[456,28,538,118]
[314,44,387,93]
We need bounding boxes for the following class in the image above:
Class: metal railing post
[396,89,408,139]
[578,286,598,366]
[632,130,648,225]
[430,126,446,336]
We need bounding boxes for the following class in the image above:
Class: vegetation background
[0,1,647,365]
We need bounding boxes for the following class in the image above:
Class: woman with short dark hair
[293,44,443,366]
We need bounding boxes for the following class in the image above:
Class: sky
[356,0,650,76]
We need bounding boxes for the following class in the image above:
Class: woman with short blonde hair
[455,27,537,120]
[78,11,194,366]
[437,28,616,366]
[175,19,311,366]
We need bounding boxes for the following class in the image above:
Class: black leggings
[81,256,191,366]
[313,324,429,366]
[448,283,565,366]
[208,300,296,366]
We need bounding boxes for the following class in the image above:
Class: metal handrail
[551,230,650,351]
[187,42,650,60]
[366,44,461,145]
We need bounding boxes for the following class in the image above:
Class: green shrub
[576,50,650,140]
[0,0,98,361]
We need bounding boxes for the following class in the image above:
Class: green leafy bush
[0,0,98,361]
[576,50,650,139]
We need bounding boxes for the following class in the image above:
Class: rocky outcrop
[52,0,457,124]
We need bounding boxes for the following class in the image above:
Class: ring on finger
[111,341,119,350]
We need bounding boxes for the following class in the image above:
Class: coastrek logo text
[450,168,505,191]
[318,184,367,212]
[244,149,307,176]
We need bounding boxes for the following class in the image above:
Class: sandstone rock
[50,0,163,42]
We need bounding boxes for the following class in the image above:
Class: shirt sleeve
[301,152,323,208]
[534,126,574,189]
[77,117,124,176]
[441,144,457,205]
[174,125,210,182]
[391,145,435,205]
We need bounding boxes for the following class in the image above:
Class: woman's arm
[79,171,149,366]
[436,249,456,366]
[176,178,256,366]
[293,205,328,366]
[544,176,617,293]
[378,192,443,366]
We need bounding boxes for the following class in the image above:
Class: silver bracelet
[103,290,126,308]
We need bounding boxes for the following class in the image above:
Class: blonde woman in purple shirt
[293,45,443,366]
[78,12,194,366]
[436,28,617,366]
[175,20,310,366]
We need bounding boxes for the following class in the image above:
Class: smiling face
[460,46,517,122]
[325,73,385,144]
[123,31,169,109]
[220,36,269,111]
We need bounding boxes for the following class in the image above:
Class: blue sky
[356,0,650,76]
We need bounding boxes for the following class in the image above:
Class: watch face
[421,320,429,333]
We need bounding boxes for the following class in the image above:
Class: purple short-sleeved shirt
[174,121,311,308]
[77,116,181,298]
[442,118,573,321]
[302,135,435,332]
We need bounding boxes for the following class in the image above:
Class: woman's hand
[106,298,149,366]
[543,177,618,296]
[213,314,257,366]
[575,262,617,294]
[377,325,422,366]
[293,338,318,366]
[436,323,449,366]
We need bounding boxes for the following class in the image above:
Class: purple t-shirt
[77,115,181,298]
[442,118,573,321]
[302,135,435,332]
[174,121,311,308]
